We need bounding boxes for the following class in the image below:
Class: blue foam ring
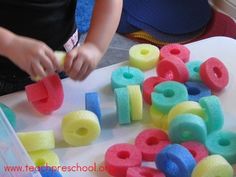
[85,92,102,124]
[186,61,202,82]
[151,81,188,114]
[156,144,196,177]
[169,113,207,144]
[0,103,16,129]
[111,66,144,90]
[184,81,211,102]
[206,131,236,164]
[114,87,131,124]
[199,95,224,133]
[39,166,62,177]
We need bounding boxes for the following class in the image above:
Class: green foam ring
[17,130,55,152]
[192,155,233,177]
[62,110,101,146]
[129,43,160,71]
[167,101,205,129]
[114,87,131,124]
[0,103,16,129]
[128,85,143,121]
[199,95,224,133]
[111,66,144,90]
[186,60,202,82]
[29,150,60,167]
[206,131,236,164]
[151,81,188,114]
[149,105,168,132]
[169,113,207,144]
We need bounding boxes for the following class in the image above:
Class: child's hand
[7,35,60,79]
[64,43,102,81]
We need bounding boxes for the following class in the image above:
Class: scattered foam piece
[149,105,168,131]
[186,60,202,82]
[0,103,16,129]
[39,166,62,177]
[127,166,165,177]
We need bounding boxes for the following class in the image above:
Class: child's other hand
[7,35,60,79]
[64,43,102,81]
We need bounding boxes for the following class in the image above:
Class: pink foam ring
[105,143,142,177]
[126,166,165,177]
[181,141,208,163]
[156,56,189,83]
[25,82,48,103]
[31,74,64,114]
[160,43,190,63]
[143,76,167,105]
[135,129,170,161]
[199,57,229,92]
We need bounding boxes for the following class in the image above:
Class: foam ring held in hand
[199,95,224,133]
[160,43,190,63]
[151,81,188,114]
[62,110,101,146]
[192,155,233,177]
[128,85,143,121]
[29,150,60,167]
[111,66,144,90]
[185,81,211,102]
[156,144,196,177]
[127,166,165,177]
[0,103,16,129]
[181,141,208,163]
[17,130,55,152]
[199,57,229,92]
[129,43,160,71]
[105,143,142,177]
[85,92,102,124]
[39,166,62,177]
[135,129,170,161]
[115,87,131,125]
[186,60,202,82]
[169,114,207,144]
[156,56,189,82]
[143,76,167,105]
[206,131,236,164]
[150,105,168,131]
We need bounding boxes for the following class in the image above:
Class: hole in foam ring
[193,66,199,72]
[76,127,88,136]
[163,89,174,98]
[166,160,179,176]
[117,150,130,159]
[218,138,230,146]
[213,67,222,78]
[189,149,197,157]
[188,87,200,95]
[170,49,180,55]
[181,131,192,140]
[140,48,149,55]
[139,171,153,177]
[146,136,159,146]
[123,72,133,79]
[36,158,46,167]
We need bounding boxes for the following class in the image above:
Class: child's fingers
[77,63,89,81]
[32,61,47,78]
[39,54,55,75]
[68,57,84,80]
[45,48,60,71]
[64,48,78,72]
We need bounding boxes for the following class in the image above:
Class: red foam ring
[157,56,189,83]
[200,57,229,92]
[135,129,170,161]
[160,43,190,63]
[105,143,142,177]
[126,166,165,177]
[143,76,167,105]
[25,82,48,102]
[181,141,208,163]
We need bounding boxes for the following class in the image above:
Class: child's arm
[0,27,59,78]
[64,0,123,80]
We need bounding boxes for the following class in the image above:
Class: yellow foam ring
[62,110,101,146]
[54,51,66,70]
[128,85,143,121]
[192,155,233,177]
[149,105,168,132]
[129,43,160,71]
[17,130,55,152]
[167,101,205,128]
[29,150,60,167]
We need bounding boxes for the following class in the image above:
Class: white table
[1,36,236,176]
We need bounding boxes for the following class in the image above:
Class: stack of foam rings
[106,43,235,177]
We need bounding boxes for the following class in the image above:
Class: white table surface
[0,36,236,176]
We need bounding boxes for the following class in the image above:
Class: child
[0,0,122,96]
